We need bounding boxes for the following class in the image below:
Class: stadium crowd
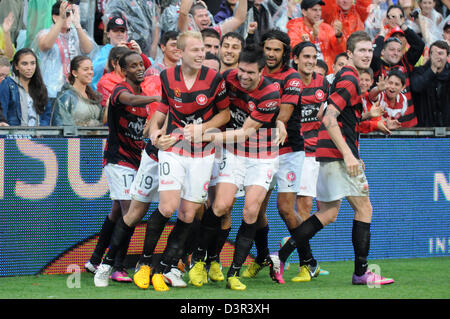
[0,0,449,292]
[0,0,449,127]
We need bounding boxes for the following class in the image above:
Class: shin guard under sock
[90,215,116,265]
[139,208,169,265]
[291,215,323,265]
[103,217,135,267]
[227,220,257,278]
[352,219,371,276]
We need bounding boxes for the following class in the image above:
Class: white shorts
[270,151,304,193]
[104,163,137,200]
[210,150,245,197]
[130,150,159,203]
[298,156,320,197]
[216,149,278,195]
[158,150,215,203]
[316,160,369,202]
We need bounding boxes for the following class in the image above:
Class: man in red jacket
[286,0,346,73]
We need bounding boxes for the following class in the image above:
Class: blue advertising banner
[0,137,449,276]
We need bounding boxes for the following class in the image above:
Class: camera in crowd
[410,8,420,20]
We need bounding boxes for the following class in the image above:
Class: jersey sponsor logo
[196,94,208,105]
[288,79,302,88]
[161,179,174,185]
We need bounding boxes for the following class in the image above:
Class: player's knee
[158,203,176,218]
[212,200,232,217]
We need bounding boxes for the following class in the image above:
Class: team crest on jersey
[196,94,208,105]
[287,171,296,182]
[273,82,281,91]
[315,89,325,101]
[174,88,181,98]
[248,101,256,111]
[203,181,209,191]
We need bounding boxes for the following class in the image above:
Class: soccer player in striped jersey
[271,41,331,284]
[239,29,304,280]
[91,51,160,287]
[142,31,230,291]
[189,45,283,291]
[273,31,395,286]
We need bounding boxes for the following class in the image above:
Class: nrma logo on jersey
[434,172,450,201]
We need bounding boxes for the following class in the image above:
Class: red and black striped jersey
[157,65,229,157]
[223,68,281,158]
[373,57,417,127]
[263,65,303,155]
[316,66,362,162]
[103,81,147,170]
[299,72,329,157]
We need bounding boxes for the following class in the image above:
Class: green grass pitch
[1,257,449,299]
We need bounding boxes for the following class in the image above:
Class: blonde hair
[177,31,203,51]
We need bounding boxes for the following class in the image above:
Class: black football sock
[90,215,116,265]
[254,225,270,264]
[138,208,169,266]
[156,218,193,273]
[290,215,323,265]
[207,227,231,263]
[226,220,257,278]
[192,206,221,262]
[103,217,135,267]
[278,235,296,264]
[352,219,371,276]
[184,216,201,256]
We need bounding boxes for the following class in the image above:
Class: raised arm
[219,0,248,35]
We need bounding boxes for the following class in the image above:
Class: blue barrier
[0,137,449,276]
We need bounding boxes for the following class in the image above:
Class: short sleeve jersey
[262,65,303,155]
[315,66,362,162]
[157,65,229,157]
[223,68,281,158]
[103,81,148,170]
[299,72,329,156]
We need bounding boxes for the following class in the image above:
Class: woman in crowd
[0,48,48,126]
[96,46,130,123]
[51,55,103,126]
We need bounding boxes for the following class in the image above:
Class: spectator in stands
[92,16,150,90]
[325,52,348,85]
[177,0,247,36]
[321,0,372,42]
[0,1,25,48]
[33,1,98,121]
[419,0,444,26]
[371,17,425,127]
[443,20,450,51]
[202,28,221,56]
[414,0,445,47]
[411,40,450,126]
[0,55,10,84]
[369,69,417,128]
[51,55,103,127]
[244,0,284,42]
[359,68,402,134]
[145,31,181,76]
[0,48,49,126]
[286,0,346,73]
[97,46,130,110]
[0,12,15,60]
[214,0,238,24]
[103,0,160,59]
